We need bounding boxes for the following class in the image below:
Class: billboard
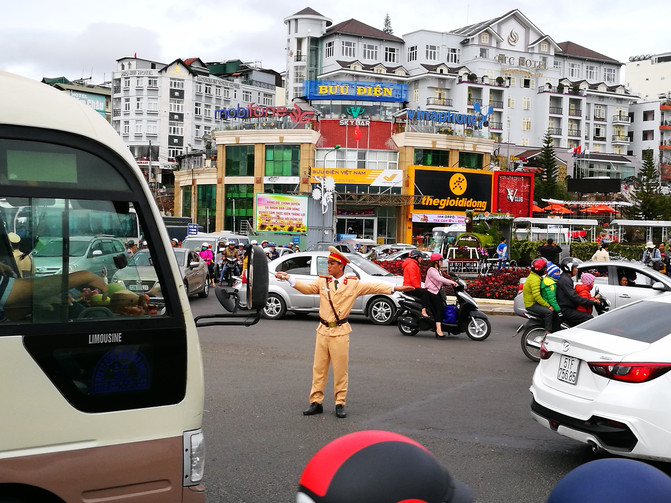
[303,80,408,102]
[411,166,492,214]
[493,172,534,217]
[255,194,308,234]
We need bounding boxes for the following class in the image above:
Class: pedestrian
[424,252,459,338]
[658,242,669,275]
[402,249,428,317]
[8,232,34,278]
[496,237,508,270]
[297,430,475,503]
[556,258,600,326]
[590,240,610,262]
[575,272,597,315]
[274,247,413,418]
[642,241,662,271]
[522,258,554,335]
[537,238,561,263]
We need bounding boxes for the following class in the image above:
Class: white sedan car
[235,250,404,324]
[530,293,671,461]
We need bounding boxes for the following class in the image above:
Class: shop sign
[412,213,466,224]
[255,193,308,234]
[494,172,533,217]
[310,168,402,187]
[412,167,492,213]
[303,80,408,102]
[496,54,547,70]
[407,108,482,127]
[214,103,315,123]
[69,91,106,118]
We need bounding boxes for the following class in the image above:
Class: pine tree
[629,150,663,219]
[534,128,558,201]
[383,14,393,34]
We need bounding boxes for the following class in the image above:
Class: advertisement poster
[493,172,533,217]
[255,194,308,234]
[411,166,492,214]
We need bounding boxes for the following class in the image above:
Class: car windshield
[348,254,395,276]
[129,251,153,267]
[34,240,89,257]
[577,300,671,343]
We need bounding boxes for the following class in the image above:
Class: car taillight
[588,362,671,383]
[539,340,552,360]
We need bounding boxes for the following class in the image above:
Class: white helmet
[251,240,258,245]
[202,242,209,247]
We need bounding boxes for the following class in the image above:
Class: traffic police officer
[275,246,413,418]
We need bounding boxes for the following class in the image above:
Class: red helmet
[297,430,474,503]
[430,252,443,262]
[531,258,547,274]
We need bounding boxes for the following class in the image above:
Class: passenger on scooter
[425,253,458,338]
[575,272,597,315]
[540,262,562,331]
[523,258,554,334]
[556,258,600,326]
[403,249,428,317]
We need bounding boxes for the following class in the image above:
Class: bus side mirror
[114,253,128,270]
[246,245,269,310]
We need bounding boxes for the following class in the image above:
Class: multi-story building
[626,52,671,100]
[111,56,280,186]
[41,77,111,122]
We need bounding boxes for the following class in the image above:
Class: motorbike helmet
[430,252,443,262]
[268,242,276,247]
[546,262,561,280]
[251,240,258,245]
[409,249,422,259]
[560,257,582,275]
[297,430,475,503]
[548,458,671,503]
[530,258,547,275]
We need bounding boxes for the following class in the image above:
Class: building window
[408,45,417,62]
[384,47,397,63]
[643,110,655,121]
[569,63,581,79]
[540,41,548,52]
[325,41,334,58]
[642,130,655,140]
[507,97,515,108]
[123,78,130,88]
[363,43,378,60]
[585,65,597,80]
[262,94,273,106]
[169,79,184,89]
[480,48,489,59]
[195,83,202,94]
[124,98,131,112]
[447,48,460,64]
[522,78,533,88]
[523,97,531,110]
[414,149,449,167]
[426,45,438,60]
[136,77,144,88]
[522,118,532,131]
[242,90,252,102]
[169,100,183,113]
[123,121,130,134]
[204,104,212,118]
[224,184,254,231]
[148,77,158,88]
[147,122,158,135]
[603,67,616,84]
[225,145,255,176]
[147,98,158,112]
[459,152,483,169]
[135,98,143,111]
[204,84,212,95]
[135,123,143,134]
[196,185,216,232]
[481,32,490,44]
[342,40,355,58]
[215,87,222,97]
[195,102,202,116]
[169,122,183,135]
[265,145,300,176]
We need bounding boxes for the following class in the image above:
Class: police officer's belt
[320,317,348,328]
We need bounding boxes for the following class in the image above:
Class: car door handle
[618,293,631,298]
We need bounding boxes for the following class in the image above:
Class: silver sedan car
[514,260,671,316]
[235,250,404,324]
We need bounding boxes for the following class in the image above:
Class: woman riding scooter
[425,253,458,338]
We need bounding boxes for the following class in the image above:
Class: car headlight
[183,429,205,485]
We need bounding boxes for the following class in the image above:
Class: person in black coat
[555,258,600,326]
[537,238,561,264]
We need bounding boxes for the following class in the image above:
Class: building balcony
[426,97,453,107]
[661,164,671,180]
[549,107,563,115]
[112,109,121,117]
[612,114,631,124]
[593,115,607,122]
[568,109,582,117]
[548,127,562,135]
[612,135,630,144]
[488,121,503,130]
[489,100,504,109]
[661,102,671,110]
[567,129,581,137]
[593,135,607,142]
[294,54,306,62]
[660,120,671,129]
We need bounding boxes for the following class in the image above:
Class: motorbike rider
[219,240,240,284]
[198,242,215,286]
[522,258,554,335]
[555,257,600,326]
[425,253,458,339]
[403,249,428,317]
[540,261,562,330]
[266,242,279,261]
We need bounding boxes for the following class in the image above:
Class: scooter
[220,256,240,287]
[397,276,491,341]
[516,287,610,362]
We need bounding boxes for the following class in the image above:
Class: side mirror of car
[188,261,199,269]
[652,281,667,291]
[113,253,128,270]
[91,249,103,257]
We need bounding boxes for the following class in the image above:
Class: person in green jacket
[540,262,562,331]
[522,258,554,333]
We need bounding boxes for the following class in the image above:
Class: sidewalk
[445,296,515,316]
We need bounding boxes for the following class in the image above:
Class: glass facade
[226,145,255,176]
[196,184,216,232]
[459,152,483,169]
[224,183,254,231]
[181,185,191,218]
[265,145,300,176]
[414,148,449,167]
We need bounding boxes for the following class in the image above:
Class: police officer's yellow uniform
[291,249,394,408]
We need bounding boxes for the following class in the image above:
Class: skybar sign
[407,108,482,127]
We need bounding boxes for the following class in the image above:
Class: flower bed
[373,260,527,300]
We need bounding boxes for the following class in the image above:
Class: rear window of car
[579,299,671,343]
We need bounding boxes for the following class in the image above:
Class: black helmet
[409,249,422,259]
[297,430,475,503]
[530,257,547,275]
[560,257,582,274]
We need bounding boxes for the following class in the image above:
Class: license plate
[129,284,149,291]
[557,355,580,385]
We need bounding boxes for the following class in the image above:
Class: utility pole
[148,139,154,198]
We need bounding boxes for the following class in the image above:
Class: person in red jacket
[403,249,428,317]
[575,272,597,315]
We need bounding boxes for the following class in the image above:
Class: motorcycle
[397,276,491,341]
[516,287,610,362]
[220,256,240,287]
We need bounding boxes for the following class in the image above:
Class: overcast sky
[1,0,667,84]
